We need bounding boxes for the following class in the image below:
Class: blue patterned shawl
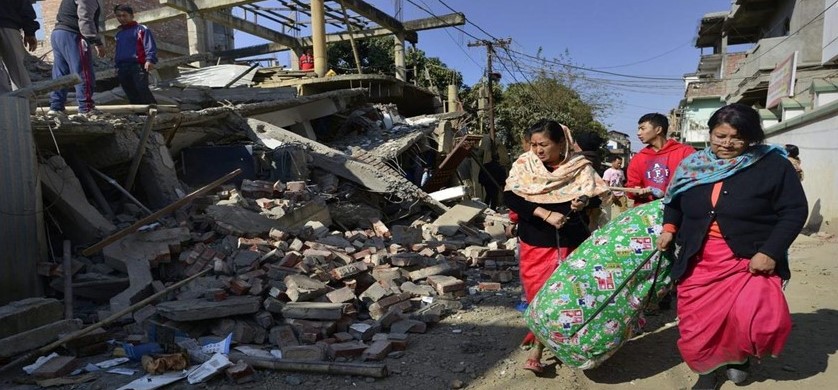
[662,144,787,204]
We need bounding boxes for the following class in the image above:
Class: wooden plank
[422,135,483,192]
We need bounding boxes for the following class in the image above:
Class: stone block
[408,262,454,281]
[281,302,349,321]
[390,252,422,267]
[432,201,487,236]
[358,281,392,305]
[427,275,466,295]
[226,360,256,384]
[269,325,299,348]
[390,319,427,334]
[284,274,328,302]
[362,340,393,361]
[328,341,368,358]
[0,319,83,358]
[282,345,326,361]
[399,281,435,297]
[0,298,63,339]
[31,355,78,379]
[326,287,357,303]
[263,297,284,314]
[329,261,368,280]
[157,296,262,322]
[254,311,274,329]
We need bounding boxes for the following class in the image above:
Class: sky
[35,0,735,150]
[231,0,735,150]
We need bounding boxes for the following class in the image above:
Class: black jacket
[55,0,102,45]
[504,191,590,248]
[0,0,39,36]
[663,152,807,281]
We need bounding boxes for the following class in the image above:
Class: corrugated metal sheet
[0,97,43,304]
[174,64,257,88]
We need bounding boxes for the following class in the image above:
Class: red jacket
[625,139,695,205]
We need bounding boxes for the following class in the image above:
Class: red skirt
[519,241,573,302]
[676,236,791,373]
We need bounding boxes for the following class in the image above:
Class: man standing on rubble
[113,4,157,104]
[0,0,39,99]
[48,0,105,116]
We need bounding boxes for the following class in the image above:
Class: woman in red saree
[503,119,609,374]
[658,104,808,389]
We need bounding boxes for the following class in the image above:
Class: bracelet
[545,210,553,220]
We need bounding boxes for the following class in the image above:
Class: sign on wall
[766,51,798,109]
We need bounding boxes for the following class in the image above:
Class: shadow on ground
[748,309,838,383]
[582,310,682,383]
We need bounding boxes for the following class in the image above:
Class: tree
[326,37,462,91]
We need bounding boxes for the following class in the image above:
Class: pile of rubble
[1,167,518,386]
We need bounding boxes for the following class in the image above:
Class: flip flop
[523,358,544,374]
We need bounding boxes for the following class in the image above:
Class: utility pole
[468,38,511,142]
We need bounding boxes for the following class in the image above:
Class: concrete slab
[432,200,487,236]
[157,296,262,322]
[0,319,83,358]
[0,298,63,339]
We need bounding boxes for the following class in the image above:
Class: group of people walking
[0,0,158,114]
[505,104,808,389]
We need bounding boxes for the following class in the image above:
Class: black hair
[785,144,800,158]
[574,131,604,152]
[638,113,669,136]
[526,119,566,145]
[608,155,623,163]
[114,4,134,15]
[707,103,765,145]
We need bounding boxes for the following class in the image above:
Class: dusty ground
[5,235,836,390]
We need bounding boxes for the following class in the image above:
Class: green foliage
[326,37,462,91]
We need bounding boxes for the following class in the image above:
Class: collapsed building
[0,1,520,386]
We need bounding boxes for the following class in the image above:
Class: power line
[741,0,837,66]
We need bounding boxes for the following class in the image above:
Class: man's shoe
[46,109,67,118]
[725,360,750,385]
[692,373,718,390]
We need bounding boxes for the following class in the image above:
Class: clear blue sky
[234,0,734,150]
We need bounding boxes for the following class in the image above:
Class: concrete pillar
[447,84,458,112]
[187,14,209,66]
[394,34,406,81]
[311,0,327,77]
[0,96,43,304]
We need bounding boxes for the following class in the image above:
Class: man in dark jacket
[49,0,104,116]
[0,0,39,98]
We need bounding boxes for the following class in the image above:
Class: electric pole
[468,38,511,142]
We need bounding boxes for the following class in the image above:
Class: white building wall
[765,104,838,232]
[823,0,838,63]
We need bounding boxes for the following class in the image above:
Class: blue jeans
[49,29,95,112]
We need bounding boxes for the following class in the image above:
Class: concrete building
[39,0,234,59]
[677,0,838,231]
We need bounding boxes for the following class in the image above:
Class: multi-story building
[676,0,838,231]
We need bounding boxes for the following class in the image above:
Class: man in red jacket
[626,113,695,205]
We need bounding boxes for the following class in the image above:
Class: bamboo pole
[123,108,158,192]
[81,168,242,256]
[229,354,388,378]
[0,268,212,374]
[6,74,82,98]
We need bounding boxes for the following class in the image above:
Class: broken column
[40,156,116,243]
[0,96,43,303]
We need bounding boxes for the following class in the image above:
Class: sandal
[523,358,544,374]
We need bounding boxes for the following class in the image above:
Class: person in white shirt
[602,156,628,215]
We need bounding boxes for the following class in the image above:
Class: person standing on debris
[602,156,628,213]
[300,48,314,71]
[658,104,807,389]
[504,119,609,374]
[0,0,39,100]
[113,4,158,104]
[48,0,104,116]
[626,113,695,205]
[785,144,804,181]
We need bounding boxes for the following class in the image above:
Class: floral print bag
[524,200,673,369]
